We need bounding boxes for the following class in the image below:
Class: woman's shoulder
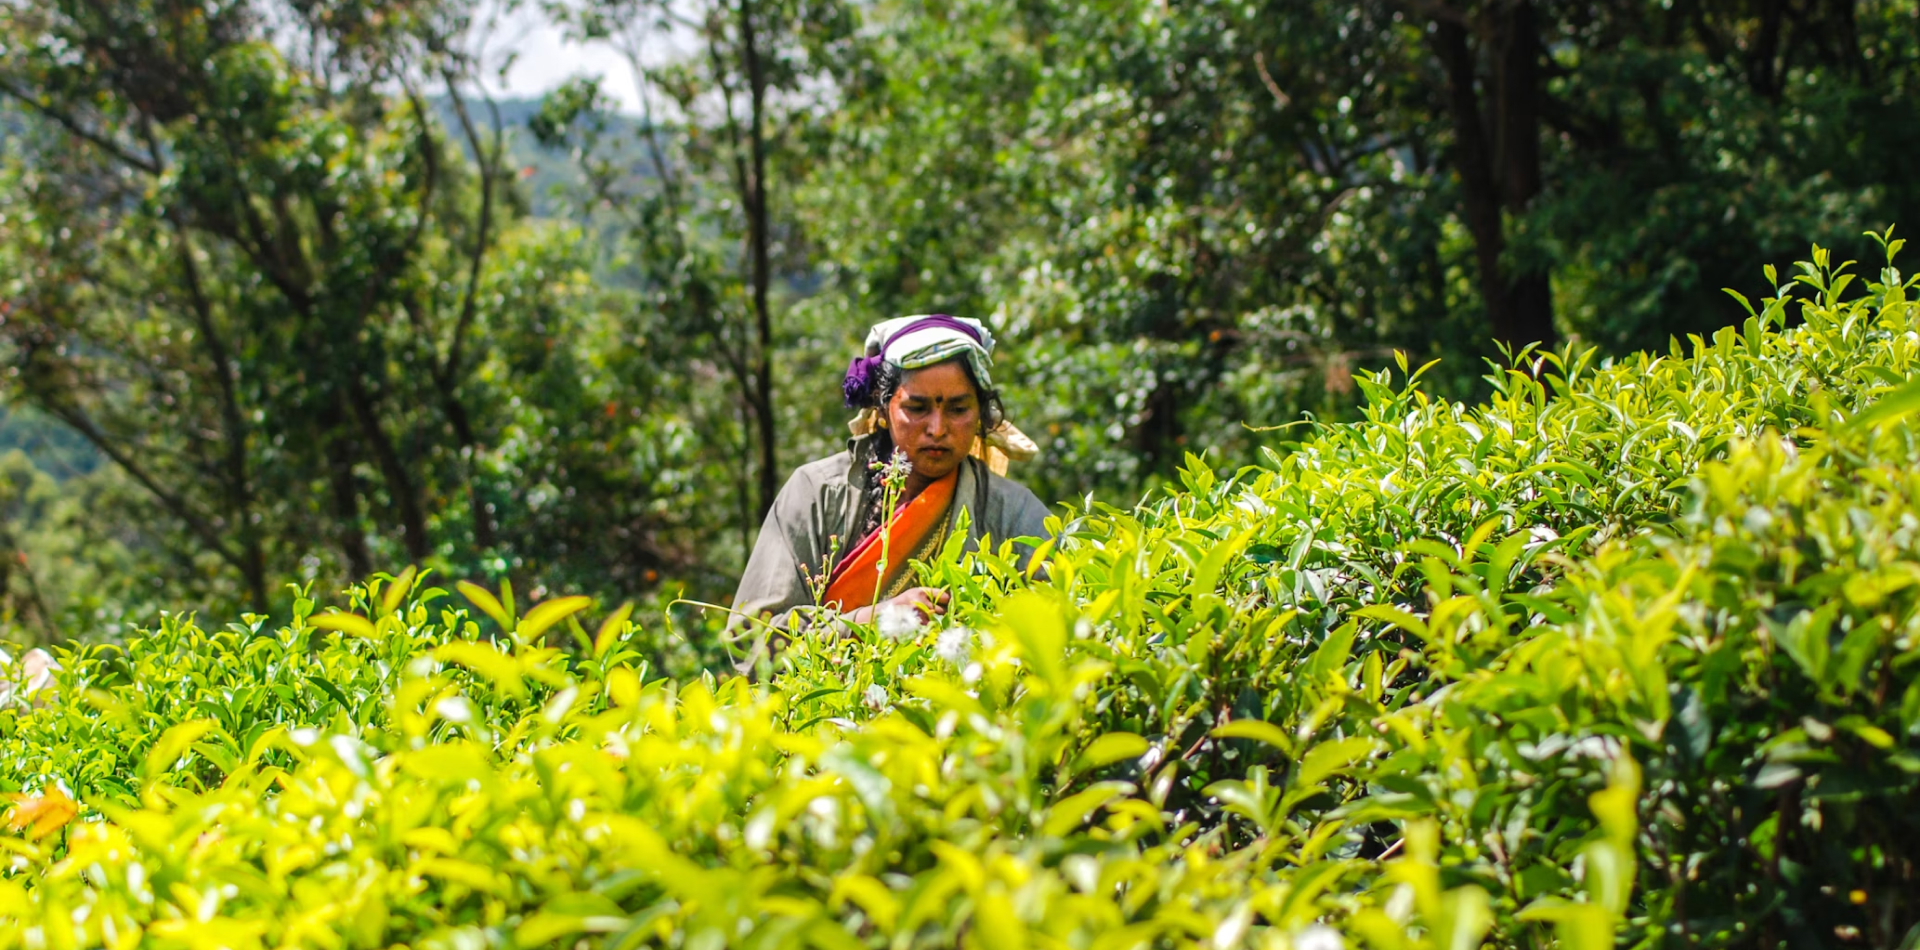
[791,450,855,484]
[982,465,1041,500]
[977,463,1051,523]
[773,451,857,506]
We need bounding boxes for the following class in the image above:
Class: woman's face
[887,361,981,481]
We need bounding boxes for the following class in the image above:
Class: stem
[874,458,903,606]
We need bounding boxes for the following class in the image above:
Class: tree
[0,0,537,608]
[1396,0,1919,354]
[1417,0,1555,352]
[543,0,854,523]
[798,0,1917,498]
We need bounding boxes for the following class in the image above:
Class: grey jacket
[732,437,1052,628]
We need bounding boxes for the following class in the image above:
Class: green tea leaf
[457,581,512,630]
[518,595,593,641]
[1072,733,1148,774]
[1847,375,1920,430]
[308,611,377,640]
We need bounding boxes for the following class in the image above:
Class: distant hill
[431,95,661,220]
[0,96,654,484]
[0,408,102,480]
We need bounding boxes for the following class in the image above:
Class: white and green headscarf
[842,314,996,407]
[842,313,1036,467]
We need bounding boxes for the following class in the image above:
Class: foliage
[6,0,1920,626]
[0,0,745,623]
[2,241,1918,947]
[539,0,861,527]
[794,0,1920,502]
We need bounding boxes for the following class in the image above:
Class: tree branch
[0,78,162,174]
[165,209,268,609]
[438,72,502,387]
[1253,51,1291,109]
[41,401,245,571]
[1391,0,1469,28]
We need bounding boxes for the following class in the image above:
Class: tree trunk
[344,376,430,562]
[1433,18,1514,345]
[168,213,267,611]
[438,83,502,552]
[739,0,779,522]
[0,517,60,643]
[1492,0,1554,352]
[444,396,496,549]
[1750,0,1787,100]
[1431,4,1556,355]
[321,405,373,580]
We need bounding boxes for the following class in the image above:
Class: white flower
[870,449,913,488]
[1294,924,1344,950]
[329,735,368,777]
[876,601,923,641]
[434,696,473,723]
[0,648,59,707]
[862,684,889,710]
[934,626,973,666]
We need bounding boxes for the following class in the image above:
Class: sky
[481,5,654,113]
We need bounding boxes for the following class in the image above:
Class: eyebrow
[901,392,977,406]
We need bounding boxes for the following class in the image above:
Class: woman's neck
[901,470,936,503]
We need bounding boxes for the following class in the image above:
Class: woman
[732,314,1051,632]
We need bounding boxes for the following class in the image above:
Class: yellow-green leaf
[1072,732,1149,774]
[417,857,505,894]
[1294,736,1378,790]
[379,565,418,617]
[1517,899,1616,950]
[457,581,512,630]
[518,595,593,641]
[594,602,635,657]
[1353,605,1429,640]
[308,611,377,640]
[434,642,526,699]
[143,719,217,782]
[831,874,900,933]
[1042,782,1133,836]
[1848,376,1920,431]
[1212,719,1293,754]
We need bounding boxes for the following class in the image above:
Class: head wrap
[842,314,995,409]
[842,313,1037,471]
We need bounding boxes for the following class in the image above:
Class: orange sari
[823,470,957,611]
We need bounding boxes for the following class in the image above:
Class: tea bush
[1,236,1917,949]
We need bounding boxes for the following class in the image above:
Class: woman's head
[872,356,1005,481]
[843,313,1011,483]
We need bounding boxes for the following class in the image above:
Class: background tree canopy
[0,0,1915,640]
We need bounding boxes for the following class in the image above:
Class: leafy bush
[2,237,1918,948]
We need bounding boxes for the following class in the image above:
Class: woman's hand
[888,586,951,621]
[843,587,950,625]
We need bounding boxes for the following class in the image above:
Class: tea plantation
[3,240,1917,949]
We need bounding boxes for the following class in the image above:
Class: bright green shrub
[1,237,1917,948]
[0,578,651,806]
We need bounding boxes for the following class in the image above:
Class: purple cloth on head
[842,354,883,409]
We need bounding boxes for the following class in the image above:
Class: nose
[926,408,949,438]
